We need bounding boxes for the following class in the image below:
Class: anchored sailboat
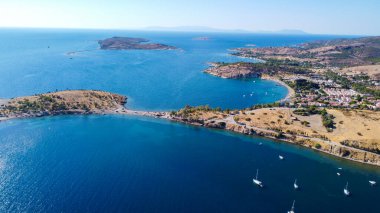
[252,169,263,187]
[294,179,299,190]
[287,200,295,213]
[344,182,350,196]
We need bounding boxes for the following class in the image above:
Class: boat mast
[291,200,295,211]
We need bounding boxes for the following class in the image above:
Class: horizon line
[0,26,373,37]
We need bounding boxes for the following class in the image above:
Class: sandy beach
[261,75,295,103]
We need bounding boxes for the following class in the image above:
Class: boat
[259,142,263,146]
[344,182,350,196]
[252,169,263,187]
[279,155,284,160]
[294,179,299,190]
[287,200,295,213]
[369,180,376,186]
[337,172,341,176]
[338,167,342,170]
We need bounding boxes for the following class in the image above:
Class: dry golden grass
[328,109,380,150]
[233,108,380,150]
[340,65,380,80]
[2,90,126,116]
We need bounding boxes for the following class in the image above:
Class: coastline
[2,106,379,167]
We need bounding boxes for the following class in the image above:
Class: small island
[98,37,177,50]
[192,36,210,41]
[0,90,127,119]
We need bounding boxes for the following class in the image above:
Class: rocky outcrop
[204,120,226,129]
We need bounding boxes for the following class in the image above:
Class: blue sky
[0,0,379,35]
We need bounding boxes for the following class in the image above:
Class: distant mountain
[143,26,309,35]
[143,26,251,33]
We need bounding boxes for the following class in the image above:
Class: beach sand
[261,76,295,103]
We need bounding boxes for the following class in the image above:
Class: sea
[0,28,378,212]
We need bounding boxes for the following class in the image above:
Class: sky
[0,0,379,35]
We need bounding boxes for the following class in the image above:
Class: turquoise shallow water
[0,29,378,212]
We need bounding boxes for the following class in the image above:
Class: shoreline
[261,75,295,103]
[2,107,379,167]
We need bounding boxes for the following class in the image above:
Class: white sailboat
[287,200,295,213]
[294,179,299,190]
[252,169,263,187]
[279,155,284,160]
[344,182,350,196]
[337,172,341,176]
[369,180,376,186]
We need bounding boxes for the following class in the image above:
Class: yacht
[344,182,350,196]
[287,200,295,213]
[293,179,299,190]
[252,169,263,187]
[279,155,284,160]
[369,180,376,186]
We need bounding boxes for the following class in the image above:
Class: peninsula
[1,89,380,166]
[98,37,177,50]
[205,36,380,110]
[199,35,380,165]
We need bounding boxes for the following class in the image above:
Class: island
[98,37,177,50]
[192,36,210,41]
[0,90,127,119]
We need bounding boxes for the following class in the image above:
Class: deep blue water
[0,116,379,213]
[0,29,378,212]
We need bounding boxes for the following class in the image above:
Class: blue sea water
[0,29,378,212]
[0,116,379,213]
[0,28,348,110]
